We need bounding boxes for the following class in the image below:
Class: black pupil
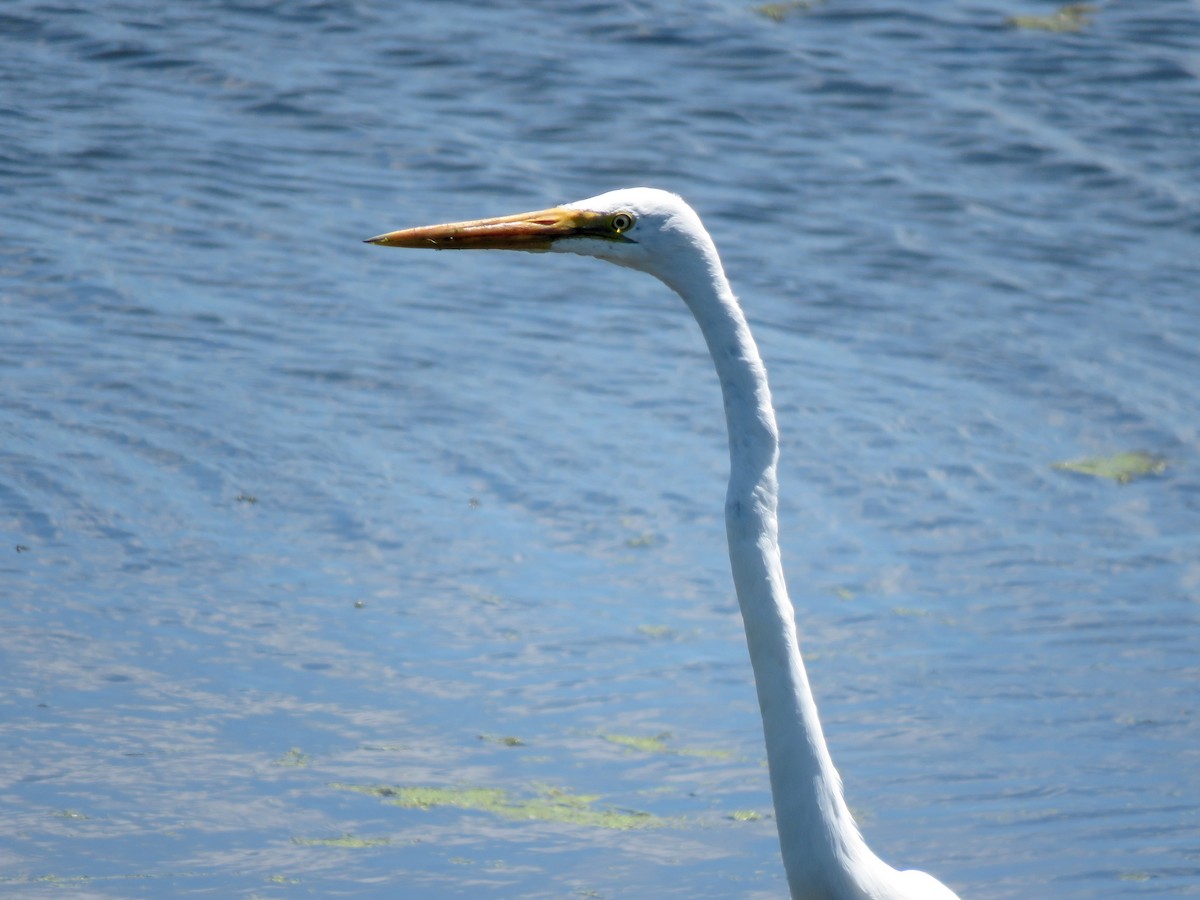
[614,215,630,231]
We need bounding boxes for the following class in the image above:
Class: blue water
[2,1,1199,896]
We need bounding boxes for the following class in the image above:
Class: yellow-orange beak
[365,205,630,252]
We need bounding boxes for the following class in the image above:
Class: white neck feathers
[666,240,903,898]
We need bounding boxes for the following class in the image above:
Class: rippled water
[2,1,1199,897]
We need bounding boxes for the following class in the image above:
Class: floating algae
[1051,451,1167,484]
[1006,3,1095,32]
[600,732,733,760]
[273,747,312,767]
[333,783,668,831]
[292,834,391,848]
[753,1,826,23]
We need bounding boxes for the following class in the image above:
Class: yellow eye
[611,212,635,233]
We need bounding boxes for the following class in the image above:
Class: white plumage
[370,188,962,899]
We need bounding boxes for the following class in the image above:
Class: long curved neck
[663,250,877,899]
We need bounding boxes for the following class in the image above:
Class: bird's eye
[610,212,635,233]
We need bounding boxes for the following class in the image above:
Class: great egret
[368,188,961,900]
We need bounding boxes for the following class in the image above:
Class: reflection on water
[1,1,1198,896]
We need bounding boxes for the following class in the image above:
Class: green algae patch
[506,786,662,830]
[336,784,508,811]
[273,747,313,767]
[600,732,733,761]
[625,531,660,548]
[729,809,763,822]
[1052,451,1167,484]
[1006,3,1094,31]
[478,733,525,747]
[2,872,207,890]
[754,1,825,23]
[602,732,673,753]
[332,782,668,830]
[292,834,390,848]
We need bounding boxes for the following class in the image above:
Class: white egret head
[367,187,717,295]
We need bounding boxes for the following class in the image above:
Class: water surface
[2,1,1198,896]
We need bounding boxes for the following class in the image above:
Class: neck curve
[663,246,891,899]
